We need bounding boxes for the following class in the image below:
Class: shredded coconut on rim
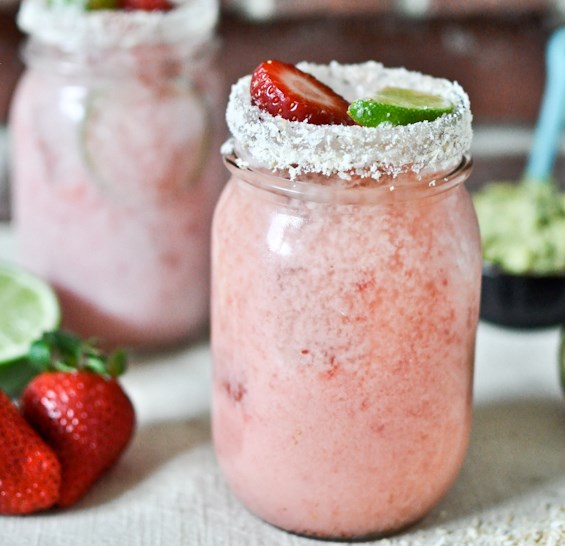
[223,61,473,181]
[17,0,218,52]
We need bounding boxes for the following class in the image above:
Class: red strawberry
[250,60,354,126]
[20,331,135,508]
[0,390,61,515]
[121,0,173,11]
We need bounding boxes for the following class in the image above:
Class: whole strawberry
[20,331,135,508]
[0,390,61,515]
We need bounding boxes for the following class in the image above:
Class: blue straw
[524,27,565,184]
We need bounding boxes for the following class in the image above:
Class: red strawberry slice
[121,0,173,11]
[0,390,61,515]
[250,60,354,125]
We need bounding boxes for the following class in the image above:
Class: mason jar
[211,61,481,539]
[10,0,223,348]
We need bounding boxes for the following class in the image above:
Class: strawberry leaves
[28,331,127,378]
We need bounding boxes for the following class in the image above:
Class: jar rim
[224,62,473,181]
[223,152,473,205]
[17,0,218,54]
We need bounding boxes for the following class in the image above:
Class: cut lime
[87,0,119,9]
[0,264,60,365]
[347,86,455,127]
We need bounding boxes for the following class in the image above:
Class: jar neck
[22,35,218,80]
[224,152,473,205]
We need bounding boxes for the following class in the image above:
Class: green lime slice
[86,0,119,9]
[347,86,455,127]
[0,264,60,364]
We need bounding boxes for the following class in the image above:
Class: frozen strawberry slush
[212,61,480,539]
[11,59,223,348]
[212,176,480,538]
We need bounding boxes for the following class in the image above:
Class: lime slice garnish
[87,0,119,9]
[0,264,60,365]
[347,86,455,127]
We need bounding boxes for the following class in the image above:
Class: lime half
[0,264,60,364]
[348,86,455,127]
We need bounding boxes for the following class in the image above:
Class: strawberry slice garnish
[120,0,173,11]
[250,60,354,126]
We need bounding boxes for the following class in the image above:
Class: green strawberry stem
[28,330,127,379]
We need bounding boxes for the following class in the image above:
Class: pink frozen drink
[212,61,480,539]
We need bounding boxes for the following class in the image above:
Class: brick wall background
[0,0,560,124]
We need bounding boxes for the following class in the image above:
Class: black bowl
[480,264,565,329]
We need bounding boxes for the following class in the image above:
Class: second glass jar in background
[10,0,224,348]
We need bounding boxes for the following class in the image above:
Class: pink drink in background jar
[212,61,481,539]
[10,0,223,348]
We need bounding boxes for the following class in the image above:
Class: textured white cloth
[0,224,563,545]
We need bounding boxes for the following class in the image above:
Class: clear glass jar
[212,153,481,539]
[10,0,223,348]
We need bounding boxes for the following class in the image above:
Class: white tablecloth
[0,224,564,546]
